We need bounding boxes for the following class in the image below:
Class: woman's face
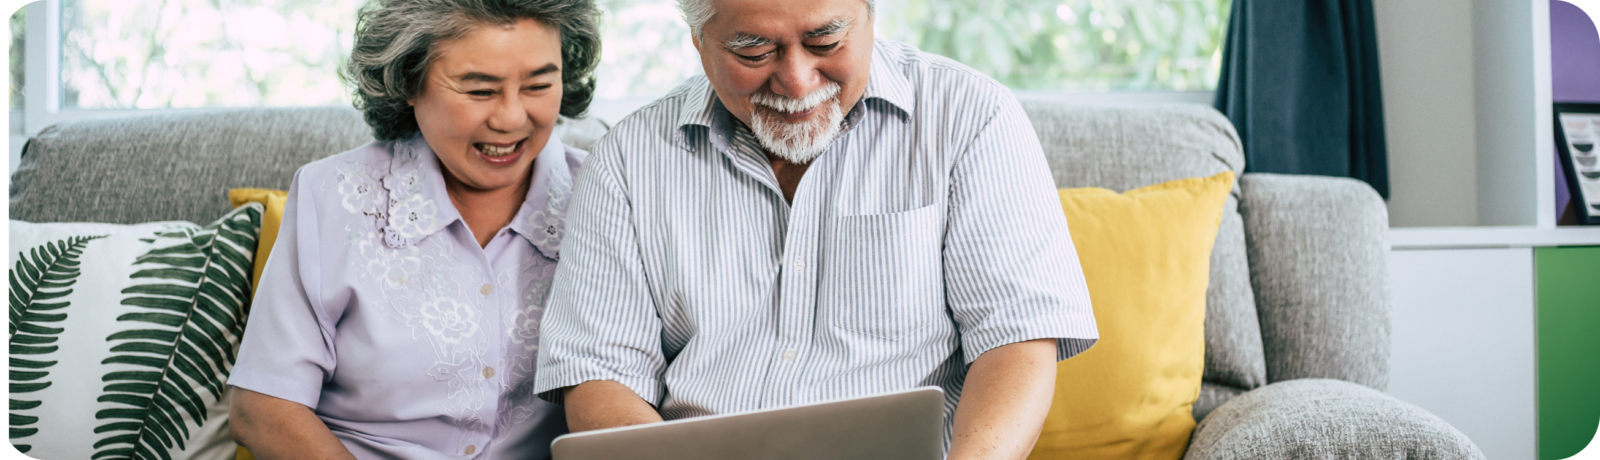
[410,18,563,194]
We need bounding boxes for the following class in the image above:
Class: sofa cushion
[8,204,262,460]
[1021,102,1267,412]
[10,107,610,226]
[1183,379,1484,460]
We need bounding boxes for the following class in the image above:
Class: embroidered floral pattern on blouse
[415,297,481,345]
[523,180,570,260]
[336,165,387,229]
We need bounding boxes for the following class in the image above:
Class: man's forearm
[563,380,665,432]
[948,338,1059,460]
[229,388,355,460]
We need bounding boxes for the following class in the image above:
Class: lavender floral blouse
[230,134,583,459]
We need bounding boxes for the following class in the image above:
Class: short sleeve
[229,168,341,409]
[943,94,1100,364]
[533,146,667,406]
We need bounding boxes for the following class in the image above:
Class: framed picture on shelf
[1555,103,1600,225]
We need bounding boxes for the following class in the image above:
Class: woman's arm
[947,338,1058,460]
[562,380,665,432]
[230,388,356,460]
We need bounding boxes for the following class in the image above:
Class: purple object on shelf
[1551,1,1600,222]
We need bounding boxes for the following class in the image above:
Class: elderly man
[533,0,1098,457]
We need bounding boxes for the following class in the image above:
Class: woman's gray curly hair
[345,0,602,141]
[676,0,874,39]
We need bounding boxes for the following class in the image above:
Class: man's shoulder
[593,76,711,156]
[874,39,1011,100]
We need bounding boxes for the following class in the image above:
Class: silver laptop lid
[551,387,945,460]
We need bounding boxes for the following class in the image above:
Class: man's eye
[808,42,840,52]
[736,51,774,62]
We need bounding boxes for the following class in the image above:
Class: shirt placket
[466,237,508,457]
[759,169,826,409]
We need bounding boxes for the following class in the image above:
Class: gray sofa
[10,103,1483,459]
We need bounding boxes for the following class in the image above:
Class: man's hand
[563,380,666,432]
[948,338,1058,460]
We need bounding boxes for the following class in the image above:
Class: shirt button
[483,367,496,378]
[782,349,797,361]
[480,284,493,295]
[465,444,476,455]
[790,258,806,271]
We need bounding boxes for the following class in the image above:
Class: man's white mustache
[750,82,842,115]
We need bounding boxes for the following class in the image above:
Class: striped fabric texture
[534,39,1099,440]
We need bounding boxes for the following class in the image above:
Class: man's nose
[769,48,823,99]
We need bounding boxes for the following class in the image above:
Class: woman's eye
[468,90,495,97]
[525,84,553,92]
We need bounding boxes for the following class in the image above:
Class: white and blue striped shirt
[534,39,1098,437]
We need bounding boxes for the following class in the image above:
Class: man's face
[693,0,874,163]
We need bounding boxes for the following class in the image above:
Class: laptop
[550,387,946,460]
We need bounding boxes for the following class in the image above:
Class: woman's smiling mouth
[474,138,528,166]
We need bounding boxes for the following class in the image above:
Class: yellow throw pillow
[227,188,288,293]
[226,188,285,460]
[1029,171,1233,460]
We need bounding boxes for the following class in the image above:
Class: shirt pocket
[823,203,946,341]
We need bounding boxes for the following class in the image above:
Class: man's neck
[767,153,810,205]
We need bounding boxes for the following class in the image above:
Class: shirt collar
[507,134,573,261]
[675,38,916,150]
[379,134,571,258]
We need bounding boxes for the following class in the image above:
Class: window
[595,0,1229,97]
[58,0,359,109]
[8,4,21,112]
[12,0,1230,128]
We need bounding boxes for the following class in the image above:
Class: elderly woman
[227,0,600,458]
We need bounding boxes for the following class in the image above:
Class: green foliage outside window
[877,0,1230,91]
[8,4,23,111]
[45,0,1229,110]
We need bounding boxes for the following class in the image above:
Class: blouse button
[480,284,493,296]
[465,444,476,455]
[483,367,496,378]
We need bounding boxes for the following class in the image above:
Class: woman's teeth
[477,141,519,157]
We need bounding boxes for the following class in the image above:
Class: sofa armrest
[1237,173,1390,389]
[1183,379,1483,460]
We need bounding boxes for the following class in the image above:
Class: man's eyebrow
[805,18,852,38]
[723,32,775,50]
[455,63,561,83]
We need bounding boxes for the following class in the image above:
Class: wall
[1552,1,1600,102]
[1552,0,1600,219]
[1374,0,1481,227]
[1389,247,1537,460]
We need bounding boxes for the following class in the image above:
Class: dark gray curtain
[1213,0,1390,198]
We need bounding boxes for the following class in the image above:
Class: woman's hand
[230,388,357,460]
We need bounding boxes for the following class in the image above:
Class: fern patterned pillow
[8,204,262,460]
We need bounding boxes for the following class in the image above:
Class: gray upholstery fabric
[1238,173,1391,389]
[1184,379,1484,460]
[1194,381,1248,421]
[1022,102,1268,403]
[10,107,609,225]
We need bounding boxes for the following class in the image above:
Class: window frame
[15,0,1217,137]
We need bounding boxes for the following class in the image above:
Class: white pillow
[8,204,262,460]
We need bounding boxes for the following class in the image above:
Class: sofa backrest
[12,102,1271,418]
[1020,102,1266,418]
[9,107,608,225]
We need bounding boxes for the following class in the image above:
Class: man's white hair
[677,0,876,39]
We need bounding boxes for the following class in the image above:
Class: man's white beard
[748,82,844,164]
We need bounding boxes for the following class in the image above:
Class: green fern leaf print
[8,234,107,453]
[93,206,260,460]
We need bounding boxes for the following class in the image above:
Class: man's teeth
[477,142,517,157]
